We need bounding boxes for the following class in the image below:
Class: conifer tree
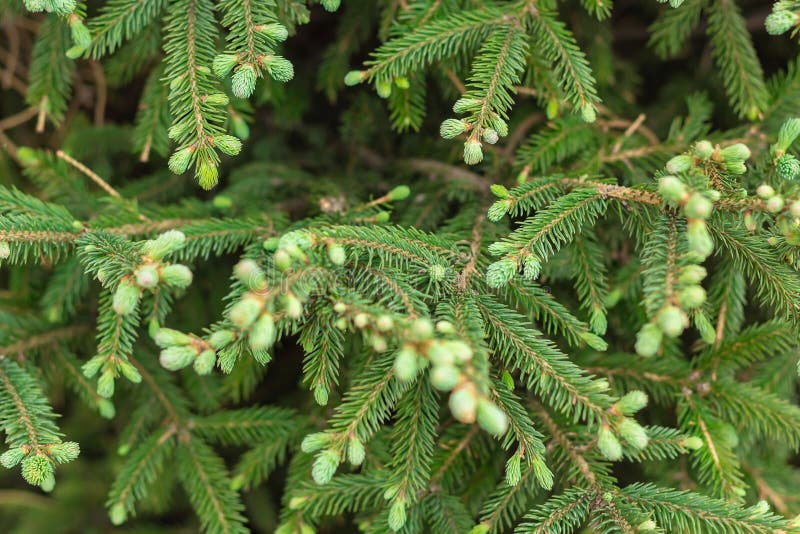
[1,0,800,532]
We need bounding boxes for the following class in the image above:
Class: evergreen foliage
[1,0,800,533]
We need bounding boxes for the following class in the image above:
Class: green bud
[388,185,411,201]
[0,241,10,259]
[153,328,192,349]
[40,472,55,492]
[232,64,258,99]
[428,342,455,366]
[394,348,418,382]
[112,281,140,315]
[327,243,346,265]
[776,118,800,151]
[618,419,649,450]
[637,520,657,532]
[311,449,340,485]
[790,200,800,217]
[580,103,596,123]
[388,499,407,532]
[344,70,365,86]
[532,454,554,490]
[301,432,330,454]
[159,345,197,371]
[118,360,142,383]
[766,195,785,213]
[635,323,662,357]
[724,160,747,175]
[135,264,159,289]
[314,386,329,406]
[321,0,340,11]
[394,76,410,89]
[679,265,707,284]
[694,140,714,159]
[229,295,262,329]
[681,436,703,450]
[193,349,216,375]
[657,305,687,338]
[212,135,242,156]
[449,387,478,424]
[212,53,239,78]
[505,453,521,486]
[440,118,467,139]
[24,0,45,12]
[234,259,266,290]
[463,139,484,165]
[766,10,797,35]
[285,294,303,319]
[168,146,193,174]
[453,97,480,113]
[430,364,460,391]
[678,285,706,308]
[546,97,559,120]
[376,79,392,98]
[347,438,365,466]
[482,128,499,145]
[109,503,127,525]
[486,199,510,222]
[49,441,80,464]
[375,315,394,332]
[263,55,294,82]
[720,143,751,162]
[412,318,434,339]
[0,447,26,468]
[597,427,622,461]
[69,19,91,50]
[614,390,648,415]
[477,398,508,436]
[273,249,292,271]
[687,220,713,259]
[197,160,219,190]
[486,258,517,288]
[658,175,687,202]
[98,399,115,419]
[21,455,53,486]
[160,264,193,288]
[757,184,775,199]
[666,154,692,174]
[205,93,229,106]
[208,330,236,350]
[50,0,75,16]
[142,230,186,260]
[231,114,250,140]
[259,22,288,41]
[82,355,105,378]
[249,313,276,351]
[776,154,800,180]
[436,321,455,334]
[684,194,713,219]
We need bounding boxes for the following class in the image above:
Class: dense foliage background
[1,0,800,533]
